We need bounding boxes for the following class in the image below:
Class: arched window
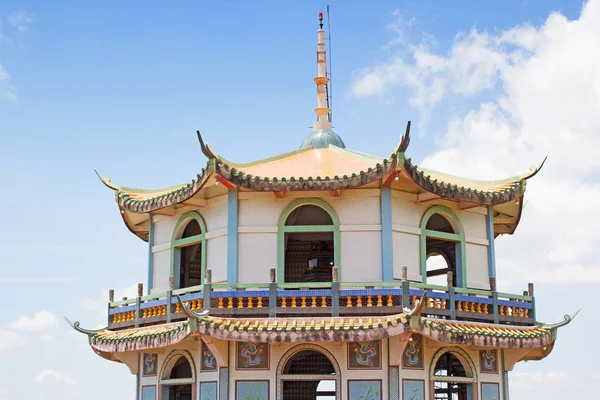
[277,345,341,400]
[429,348,477,400]
[160,351,196,400]
[277,199,340,284]
[171,212,207,289]
[420,206,466,287]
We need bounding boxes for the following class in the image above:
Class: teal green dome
[300,130,346,149]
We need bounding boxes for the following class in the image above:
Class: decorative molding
[392,224,421,236]
[238,226,278,234]
[205,228,228,240]
[429,346,477,383]
[419,205,467,288]
[159,349,196,383]
[276,344,342,400]
[170,211,208,289]
[276,198,341,284]
[340,224,382,232]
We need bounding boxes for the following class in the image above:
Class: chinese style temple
[67,12,576,400]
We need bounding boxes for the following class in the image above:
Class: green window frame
[277,198,341,284]
[419,205,467,288]
[170,211,208,289]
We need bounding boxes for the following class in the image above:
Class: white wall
[466,243,490,290]
[149,195,229,292]
[148,189,493,289]
[392,231,421,281]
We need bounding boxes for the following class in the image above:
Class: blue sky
[0,1,598,399]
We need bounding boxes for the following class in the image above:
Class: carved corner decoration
[538,309,580,329]
[176,295,210,321]
[196,130,217,159]
[63,316,107,335]
[395,120,411,154]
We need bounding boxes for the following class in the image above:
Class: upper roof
[97,124,545,240]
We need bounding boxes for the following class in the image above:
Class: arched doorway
[420,207,466,287]
[171,212,207,289]
[160,351,196,400]
[429,347,477,400]
[277,345,341,400]
[277,199,341,284]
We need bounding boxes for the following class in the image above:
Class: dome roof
[300,129,346,149]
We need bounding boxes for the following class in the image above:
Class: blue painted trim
[219,367,229,400]
[487,206,497,280]
[502,350,509,400]
[389,366,399,399]
[147,215,154,295]
[380,186,394,281]
[227,188,239,284]
[135,354,141,400]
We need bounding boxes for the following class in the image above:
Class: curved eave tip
[94,169,120,191]
[539,308,581,329]
[524,156,548,180]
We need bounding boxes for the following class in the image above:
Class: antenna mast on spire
[326,4,333,125]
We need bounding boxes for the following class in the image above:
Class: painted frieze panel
[481,382,500,400]
[201,342,217,372]
[236,342,269,370]
[141,385,157,400]
[479,350,498,374]
[200,381,218,400]
[402,379,425,400]
[348,380,381,400]
[236,380,269,400]
[402,335,424,370]
[348,340,381,369]
[142,353,158,376]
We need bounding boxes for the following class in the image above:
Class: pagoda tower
[68,12,576,400]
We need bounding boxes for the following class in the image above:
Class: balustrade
[107,268,536,329]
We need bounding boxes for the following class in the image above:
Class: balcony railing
[107,267,535,330]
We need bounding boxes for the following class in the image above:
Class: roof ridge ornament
[404,293,426,317]
[196,130,217,160]
[64,316,107,335]
[395,120,411,154]
[524,156,548,180]
[94,170,120,190]
[175,295,210,320]
[537,308,580,329]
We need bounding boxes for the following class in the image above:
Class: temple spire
[313,12,332,131]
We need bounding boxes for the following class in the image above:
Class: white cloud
[0,389,12,400]
[6,311,58,332]
[35,370,78,386]
[354,0,600,288]
[0,330,24,353]
[80,283,140,328]
[0,64,15,100]
[8,10,34,32]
